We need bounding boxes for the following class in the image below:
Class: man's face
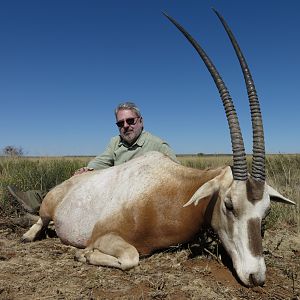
[116,109,143,145]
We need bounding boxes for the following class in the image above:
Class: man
[8,102,178,214]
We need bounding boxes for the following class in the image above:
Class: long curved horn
[163,12,248,181]
[212,9,266,182]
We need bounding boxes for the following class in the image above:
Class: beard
[121,128,142,146]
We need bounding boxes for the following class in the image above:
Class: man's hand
[73,167,94,176]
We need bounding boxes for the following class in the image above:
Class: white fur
[54,152,177,247]
[216,180,270,286]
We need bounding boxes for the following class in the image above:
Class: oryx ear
[183,167,232,207]
[183,178,220,207]
[267,184,296,205]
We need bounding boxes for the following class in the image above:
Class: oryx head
[164,9,295,287]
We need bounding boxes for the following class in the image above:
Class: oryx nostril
[249,274,255,286]
[249,273,265,287]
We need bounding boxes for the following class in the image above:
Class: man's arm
[74,138,116,175]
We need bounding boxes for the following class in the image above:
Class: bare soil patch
[0,216,299,299]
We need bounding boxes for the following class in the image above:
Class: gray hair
[114,102,141,118]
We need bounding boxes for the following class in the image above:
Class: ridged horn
[163,12,248,181]
[213,9,266,182]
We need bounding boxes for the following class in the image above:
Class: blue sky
[1,0,299,156]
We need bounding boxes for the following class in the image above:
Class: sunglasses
[116,117,140,128]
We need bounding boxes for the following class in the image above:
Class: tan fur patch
[87,168,223,256]
[247,218,262,257]
[40,179,74,220]
[246,177,264,204]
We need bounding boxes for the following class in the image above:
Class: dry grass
[0,156,89,215]
[0,220,298,299]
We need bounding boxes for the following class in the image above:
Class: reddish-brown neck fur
[89,167,223,255]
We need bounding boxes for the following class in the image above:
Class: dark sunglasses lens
[116,118,138,127]
[116,121,124,127]
[126,118,135,125]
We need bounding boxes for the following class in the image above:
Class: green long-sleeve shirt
[87,131,178,170]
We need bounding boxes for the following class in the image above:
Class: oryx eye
[224,199,234,211]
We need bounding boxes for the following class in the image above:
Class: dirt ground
[0,216,299,300]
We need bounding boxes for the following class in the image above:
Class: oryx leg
[21,191,59,242]
[21,216,51,242]
[75,233,139,270]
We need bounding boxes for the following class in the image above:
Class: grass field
[0,154,299,230]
